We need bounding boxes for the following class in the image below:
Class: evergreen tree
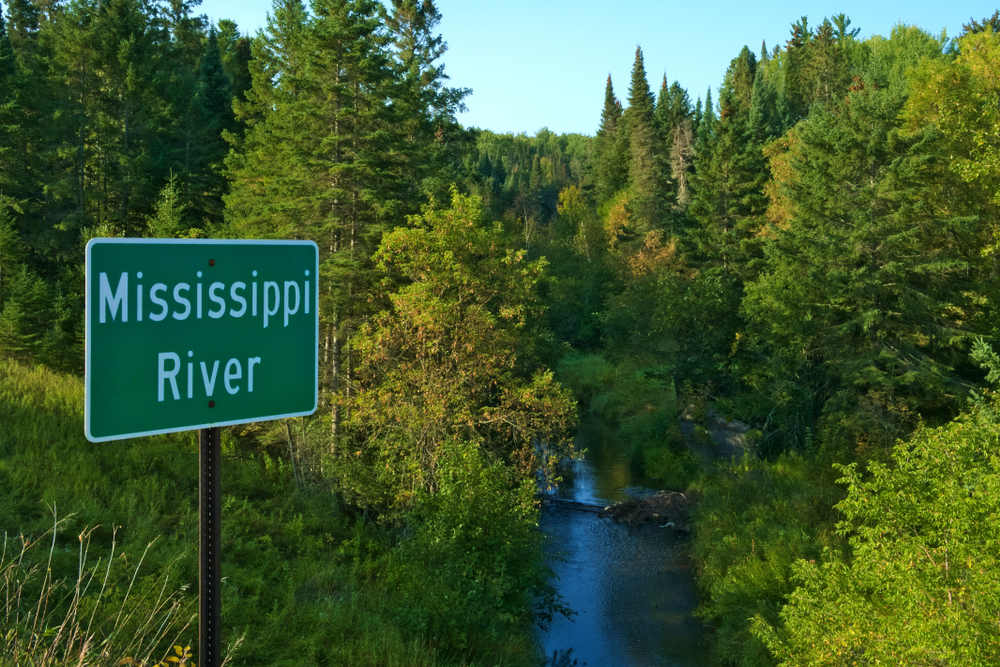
[86,0,169,233]
[624,46,667,233]
[5,0,40,68]
[593,74,627,206]
[961,10,1000,36]
[186,25,233,226]
[807,18,850,105]
[0,6,15,81]
[743,84,987,451]
[216,19,252,103]
[0,264,46,360]
[382,0,467,204]
[655,74,673,156]
[146,176,188,238]
[689,47,769,277]
[160,0,207,70]
[226,0,415,439]
[0,5,22,201]
[688,92,767,277]
[748,66,779,141]
[696,88,716,154]
[726,45,757,112]
[783,16,812,122]
[0,201,26,304]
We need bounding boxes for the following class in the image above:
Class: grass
[0,357,545,666]
[0,510,199,667]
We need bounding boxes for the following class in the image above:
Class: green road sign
[85,239,319,442]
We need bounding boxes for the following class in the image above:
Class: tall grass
[0,509,197,667]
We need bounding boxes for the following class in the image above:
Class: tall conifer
[624,46,667,232]
[0,6,21,200]
[593,74,627,205]
[744,85,985,449]
[225,0,417,440]
[183,25,234,226]
[655,74,674,159]
[689,50,769,277]
[383,0,467,204]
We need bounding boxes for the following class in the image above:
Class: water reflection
[539,416,714,667]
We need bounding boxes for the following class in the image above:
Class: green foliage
[145,176,190,239]
[593,75,627,207]
[689,47,769,282]
[742,79,988,455]
[861,23,949,91]
[335,190,577,511]
[904,28,1000,260]
[557,353,696,488]
[690,452,845,666]
[624,47,668,231]
[0,263,82,372]
[555,353,614,404]
[379,440,556,653]
[755,397,1000,664]
[0,358,543,666]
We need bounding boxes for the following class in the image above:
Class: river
[538,415,715,667]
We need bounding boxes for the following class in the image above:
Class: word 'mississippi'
[97,269,312,329]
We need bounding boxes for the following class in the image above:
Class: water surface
[538,416,714,666]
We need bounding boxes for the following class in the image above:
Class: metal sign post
[199,426,222,667]
[84,239,319,664]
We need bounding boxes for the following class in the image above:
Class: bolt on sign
[85,239,319,442]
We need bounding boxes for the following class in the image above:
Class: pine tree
[784,16,812,122]
[1,0,50,246]
[146,176,188,238]
[225,0,413,441]
[593,74,627,206]
[216,20,252,103]
[689,48,769,277]
[696,88,716,154]
[186,25,233,226]
[726,45,757,113]
[749,66,779,141]
[0,6,15,81]
[0,202,26,307]
[5,0,40,68]
[807,18,850,105]
[743,84,987,451]
[85,0,169,233]
[382,0,467,204]
[655,74,673,155]
[0,5,22,200]
[624,46,667,233]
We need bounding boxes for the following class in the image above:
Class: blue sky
[29,0,1000,135]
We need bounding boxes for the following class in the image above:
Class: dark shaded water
[538,416,714,666]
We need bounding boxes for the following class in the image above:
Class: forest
[1,0,999,664]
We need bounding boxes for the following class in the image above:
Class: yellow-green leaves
[756,398,1000,664]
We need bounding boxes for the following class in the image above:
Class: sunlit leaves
[334,189,576,510]
[755,398,1000,664]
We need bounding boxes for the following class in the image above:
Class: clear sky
[94,1,1000,136]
